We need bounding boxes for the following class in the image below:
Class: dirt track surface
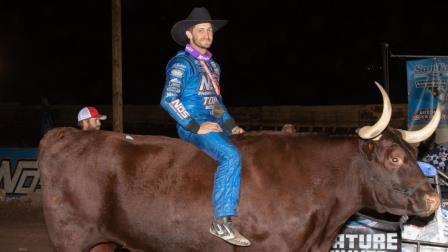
[0,193,53,252]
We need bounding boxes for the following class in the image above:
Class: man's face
[81,118,101,131]
[186,23,213,50]
[282,125,296,134]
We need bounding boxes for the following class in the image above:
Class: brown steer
[38,83,441,252]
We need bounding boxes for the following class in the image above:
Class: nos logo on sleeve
[169,99,190,119]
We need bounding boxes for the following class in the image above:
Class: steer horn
[398,101,442,144]
[358,82,392,139]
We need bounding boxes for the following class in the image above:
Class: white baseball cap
[77,107,107,122]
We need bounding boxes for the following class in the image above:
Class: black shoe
[209,217,251,246]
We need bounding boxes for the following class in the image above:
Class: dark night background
[1,0,448,106]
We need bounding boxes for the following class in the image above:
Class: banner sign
[406,58,448,128]
[0,148,40,199]
[331,214,401,252]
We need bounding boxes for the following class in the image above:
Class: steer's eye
[390,156,403,166]
[388,148,405,167]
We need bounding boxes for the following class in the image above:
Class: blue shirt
[160,50,236,133]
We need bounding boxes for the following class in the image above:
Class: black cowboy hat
[170,7,228,46]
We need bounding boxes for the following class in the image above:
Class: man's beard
[192,37,212,49]
[86,123,100,131]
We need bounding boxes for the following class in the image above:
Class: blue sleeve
[160,58,200,133]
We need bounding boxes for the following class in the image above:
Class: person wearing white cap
[281,123,296,134]
[77,106,107,131]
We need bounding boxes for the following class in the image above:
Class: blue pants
[177,126,241,217]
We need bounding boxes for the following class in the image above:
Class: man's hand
[231,126,245,135]
[197,122,223,134]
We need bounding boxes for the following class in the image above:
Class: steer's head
[358,82,441,217]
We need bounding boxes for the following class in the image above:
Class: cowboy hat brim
[170,19,228,46]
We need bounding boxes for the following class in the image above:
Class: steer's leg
[42,188,105,252]
[48,230,99,252]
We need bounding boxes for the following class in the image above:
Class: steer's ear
[362,141,375,161]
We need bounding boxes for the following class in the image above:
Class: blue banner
[0,148,40,198]
[407,58,448,128]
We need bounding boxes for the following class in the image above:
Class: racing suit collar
[185,43,212,61]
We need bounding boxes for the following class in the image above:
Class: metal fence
[402,239,448,251]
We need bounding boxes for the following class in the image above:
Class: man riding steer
[160,7,249,246]
[38,82,441,251]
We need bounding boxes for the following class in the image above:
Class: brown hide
[90,244,116,252]
[38,127,437,252]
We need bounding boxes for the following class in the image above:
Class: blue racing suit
[160,50,241,218]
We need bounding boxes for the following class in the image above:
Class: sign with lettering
[406,58,448,127]
[0,148,40,198]
[331,214,401,252]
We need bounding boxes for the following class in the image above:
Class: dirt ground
[0,193,53,252]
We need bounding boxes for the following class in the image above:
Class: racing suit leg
[178,127,241,218]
